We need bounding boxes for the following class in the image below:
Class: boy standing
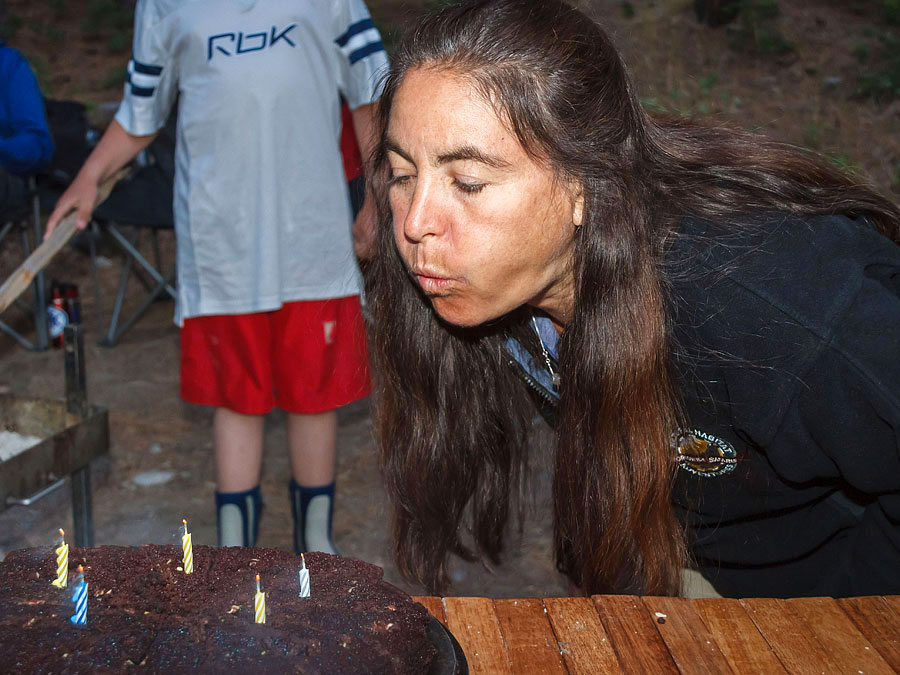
[47,0,387,553]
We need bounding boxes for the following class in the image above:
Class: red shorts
[180,296,371,415]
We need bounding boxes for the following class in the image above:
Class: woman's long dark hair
[366,0,900,595]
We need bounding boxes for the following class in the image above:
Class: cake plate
[426,615,468,675]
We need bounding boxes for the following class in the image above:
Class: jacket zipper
[506,356,560,408]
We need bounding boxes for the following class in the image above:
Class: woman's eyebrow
[436,145,511,170]
[385,138,413,163]
[386,137,511,171]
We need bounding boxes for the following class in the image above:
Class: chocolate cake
[0,545,437,673]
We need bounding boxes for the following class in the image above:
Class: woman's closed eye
[453,176,486,194]
[388,173,414,188]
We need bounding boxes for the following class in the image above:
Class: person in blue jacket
[0,39,54,219]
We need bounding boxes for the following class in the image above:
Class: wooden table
[413,594,900,674]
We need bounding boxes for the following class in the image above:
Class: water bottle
[46,282,69,349]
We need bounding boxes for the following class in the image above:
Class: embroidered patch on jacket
[674,429,738,478]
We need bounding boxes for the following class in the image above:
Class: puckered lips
[411,266,457,295]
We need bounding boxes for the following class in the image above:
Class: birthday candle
[181,519,193,575]
[51,528,68,588]
[254,574,266,624]
[70,565,87,625]
[298,553,310,598]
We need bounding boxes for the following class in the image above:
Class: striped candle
[181,520,193,575]
[254,574,266,624]
[298,553,310,598]
[51,529,68,588]
[70,565,87,625]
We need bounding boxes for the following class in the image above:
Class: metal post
[71,466,94,547]
[30,179,48,350]
[64,324,93,545]
[64,324,88,418]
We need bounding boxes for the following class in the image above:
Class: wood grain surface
[416,594,900,674]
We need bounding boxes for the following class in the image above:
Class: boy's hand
[45,172,99,240]
[44,119,158,240]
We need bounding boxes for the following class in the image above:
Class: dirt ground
[0,238,565,597]
[1,0,898,598]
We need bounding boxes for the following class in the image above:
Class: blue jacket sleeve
[0,45,55,175]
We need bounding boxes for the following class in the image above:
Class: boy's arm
[45,120,157,236]
[350,102,378,260]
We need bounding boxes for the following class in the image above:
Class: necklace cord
[531,314,561,389]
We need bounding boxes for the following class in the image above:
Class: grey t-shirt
[115,0,388,323]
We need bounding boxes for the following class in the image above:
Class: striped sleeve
[126,57,163,98]
[114,0,178,136]
[333,0,389,109]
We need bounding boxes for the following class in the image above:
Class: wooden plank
[643,596,734,674]
[740,598,842,675]
[493,598,567,675]
[592,595,679,675]
[0,170,127,314]
[413,595,446,624]
[543,596,621,674]
[786,597,894,674]
[837,596,900,673]
[883,596,900,621]
[693,598,786,674]
[443,596,511,674]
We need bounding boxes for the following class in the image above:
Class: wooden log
[838,596,900,672]
[493,598,567,675]
[693,597,786,674]
[740,597,842,675]
[592,595,679,675]
[0,171,126,315]
[544,596,620,674]
[443,596,512,674]
[643,596,734,674]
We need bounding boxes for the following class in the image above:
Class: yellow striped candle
[51,528,68,588]
[181,519,193,575]
[254,574,266,624]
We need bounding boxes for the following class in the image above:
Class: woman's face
[386,67,582,328]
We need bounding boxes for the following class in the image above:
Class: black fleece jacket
[666,212,900,597]
[509,212,900,597]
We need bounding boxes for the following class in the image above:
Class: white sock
[304,494,338,555]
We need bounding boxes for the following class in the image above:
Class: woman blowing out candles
[363,0,900,598]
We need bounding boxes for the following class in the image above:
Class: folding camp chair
[0,175,50,350]
[21,101,177,348]
[89,143,176,347]
[0,99,100,350]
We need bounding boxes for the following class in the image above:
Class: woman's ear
[572,182,585,228]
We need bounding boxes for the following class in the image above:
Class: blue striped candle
[70,566,87,625]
